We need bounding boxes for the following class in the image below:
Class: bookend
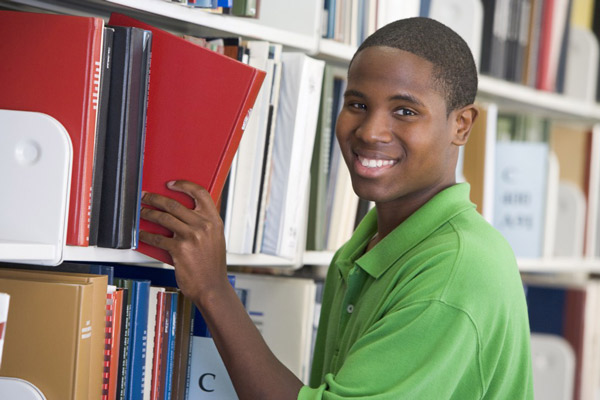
[0,377,46,400]
[530,333,575,400]
[0,109,72,266]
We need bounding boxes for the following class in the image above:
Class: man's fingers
[138,230,172,251]
[141,190,192,222]
[166,180,215,212]
[140,206,189,234]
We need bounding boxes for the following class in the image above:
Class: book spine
[67,17,103,246]
[164,292,178,400]
[97,26,132,249]
[110,288,125,400]
[208,69,265,204]
[0,292,8,368]
[120,28,152,249]
[172,295,194,400]
[103,290,116,400]
[116,284,132,400]
[182,303,195,400]
[75,284,94,400]
[90,27,115,246]
[132,30,153,249]
[158,292,172,400]
[151,291,166,400]
[536,0,555,90]
[126,280,151,400]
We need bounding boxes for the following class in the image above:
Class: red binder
[0,10,104,246]
[108,13,266,265]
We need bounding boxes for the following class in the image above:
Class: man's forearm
[195,280,304,400]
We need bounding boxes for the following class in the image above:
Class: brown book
[0,276,94,400]
[462,103,495,216]
[0,268,108,399]
[171,293,194,400]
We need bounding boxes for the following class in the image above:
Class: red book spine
[66,18,103,246]
[535,0,555,91]
[150,291,166,400]
[108,289,124,400]
[209,70,265,205]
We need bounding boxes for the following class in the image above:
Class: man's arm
[139,180,303,400]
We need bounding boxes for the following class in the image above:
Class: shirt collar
[335,183,475,281]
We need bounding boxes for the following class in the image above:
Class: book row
[0,262,318,400]
[3,7,600,268]
[163,0,260,18]
[0,8,334,265]
[305,64,600,261]
[322,0,600,102]
[525,273,600,399]
[0,10,267,265]
[462,104,600,260]
[3,260,600,400]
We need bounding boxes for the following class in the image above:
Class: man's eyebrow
[343,89,365,99]
[344,89,425,107]
[389,93,425,107]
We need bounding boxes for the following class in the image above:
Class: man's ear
[451,104,479,146]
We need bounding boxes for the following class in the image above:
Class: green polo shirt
[299,183,533,399]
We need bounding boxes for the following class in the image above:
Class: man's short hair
[351,17,478,114]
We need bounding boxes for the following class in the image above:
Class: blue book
[188,0,218,8]
[419,0,432,17]
[323,0,335,38]
[117,278,151,400]
[164,290,179,400]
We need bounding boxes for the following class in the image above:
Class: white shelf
[104,0,320,51]
[6,0,321,51]
[304,250,600,274]
[477,75,600,123]
[63,246,297,268]
[518,258,600,273]
[303,250,335,266]
[317,39,355,63]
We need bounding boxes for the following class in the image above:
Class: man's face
[336,46,460,207]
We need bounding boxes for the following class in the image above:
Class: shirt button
[346,304,354,314]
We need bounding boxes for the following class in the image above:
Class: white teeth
[358,156,395,168]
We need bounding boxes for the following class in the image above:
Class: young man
[140,17,534,399]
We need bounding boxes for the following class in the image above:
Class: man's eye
[349,102,366,110]
[394,108,416,116]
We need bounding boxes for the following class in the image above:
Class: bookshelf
[1,0,600,275]
[2,2,600,399]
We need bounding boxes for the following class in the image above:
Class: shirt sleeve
[298,300,484,400]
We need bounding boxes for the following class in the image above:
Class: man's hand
[138,180,229,305]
